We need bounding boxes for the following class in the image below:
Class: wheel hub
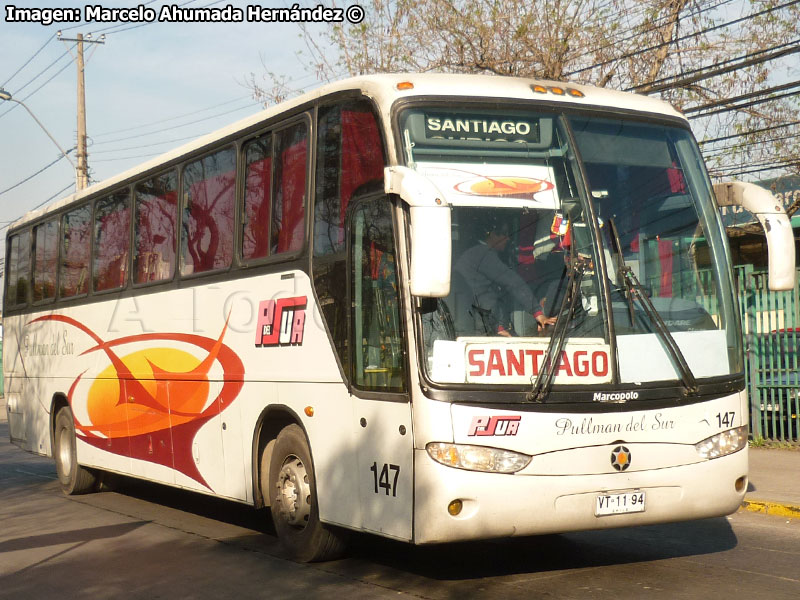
[276,455,311,527]
[57,426,72,475]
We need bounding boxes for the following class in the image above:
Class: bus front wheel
[265,424,346,562]
[54,406,97,495]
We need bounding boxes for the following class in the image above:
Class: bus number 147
[370,462,400,497]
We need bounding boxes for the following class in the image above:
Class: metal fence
[737,266,800,442]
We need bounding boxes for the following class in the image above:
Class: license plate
[595,491,646,516]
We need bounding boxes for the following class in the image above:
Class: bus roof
[10,73,685,230]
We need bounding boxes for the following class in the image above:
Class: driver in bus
[454,220,557,337]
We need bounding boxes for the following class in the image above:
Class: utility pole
[58,31,105,191]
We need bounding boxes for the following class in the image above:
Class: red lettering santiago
[468,347,608,379]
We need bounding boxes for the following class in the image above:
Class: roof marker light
[396,81,414,91]
[531,84,585,98]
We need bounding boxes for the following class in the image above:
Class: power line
[1,34,55,88]
[699,120,800,145]
[628,39,800,94]
[590,0,737,77]
[85,0,202,36]
[709,154,800,175]
[702,130,800,156]
[684,79,800,114]
[92,151,169,163]
[89,100,261,146]
[0,152,73,197]
[709,161,800,178]
[0,181,75,234]
[90,133,206,155]
[92,95,253,138]
[687,86,800,119]
[566,0,800,77]
[6,45,74,97]
[0,55,76,120]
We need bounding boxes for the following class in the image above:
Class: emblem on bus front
[611,446,632,471]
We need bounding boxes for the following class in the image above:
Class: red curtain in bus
[134,188,177,284]
[339,110,384,233]
[94,195,131,291]
[243,156,272,260]
[274,138,306,254]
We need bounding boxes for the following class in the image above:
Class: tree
[250,0,800,181]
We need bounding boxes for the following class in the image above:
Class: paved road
[2,419,799,599]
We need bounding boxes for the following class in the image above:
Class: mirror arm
[714,181,796,291]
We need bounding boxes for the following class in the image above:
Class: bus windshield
[400,106,742,394]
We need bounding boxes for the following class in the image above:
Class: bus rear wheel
[265,424,346,562]
[54,406,97,495]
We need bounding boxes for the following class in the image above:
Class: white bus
[4,74,795,561]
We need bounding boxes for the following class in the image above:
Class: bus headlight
[426,442,531,473]
[694,426,748,460]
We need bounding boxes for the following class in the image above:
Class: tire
[54,406,97,495]
[265,424,346,562]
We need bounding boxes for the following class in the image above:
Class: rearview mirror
[714,181,796,291]
[385,167,451,297]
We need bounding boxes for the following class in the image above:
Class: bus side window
[242,134,272,261]
[93,190,131,292]
[33,219,58,302]
[181,146,236,275]
[314,101,385,256]
[134,170,177,284]
[351,200,405,392]
[272,122,307,254]
[60,205,91,298]
[7,230,31,308]
[313,101,385,378]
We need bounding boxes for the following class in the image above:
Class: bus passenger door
[352,398,413,540]
[350,199,414,541]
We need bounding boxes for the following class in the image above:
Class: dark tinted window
[181,147,236,275]
[272,123,307,254]
[242,135,272,261]
[314,101,384,256]
[33,219,58,302]
[94,190,131,291]
[134,170,177,284]
[7,230,31,307]
[60,205,91,298]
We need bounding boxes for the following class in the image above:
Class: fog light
[448,500,463,516]
[735,476,747,493]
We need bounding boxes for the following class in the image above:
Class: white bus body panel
[413,447,746,544]
[3,270,413,540]
[412,392,747,544]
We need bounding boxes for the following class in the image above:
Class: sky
[0,0,342,277]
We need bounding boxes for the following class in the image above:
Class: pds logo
[254,296,307,347]
[468,415,522,437]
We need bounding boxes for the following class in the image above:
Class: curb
[741,499,800,519]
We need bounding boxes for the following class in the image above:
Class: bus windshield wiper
[608,219,636,327]
[526,242,589,403]
[607,218,699,397]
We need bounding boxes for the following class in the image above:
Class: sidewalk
[0,396,797,518]
[743,446,800,519]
